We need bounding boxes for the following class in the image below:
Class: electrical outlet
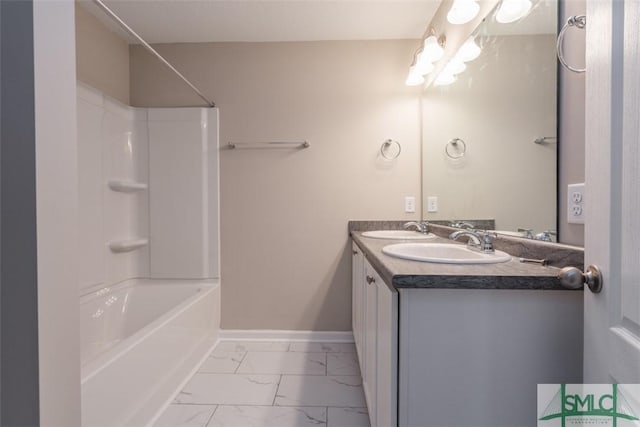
[427,196,438,213]
[567,183,585,224]
[405,196,416,213]
[572,191,583,203]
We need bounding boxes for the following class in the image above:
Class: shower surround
[76,83,221,426]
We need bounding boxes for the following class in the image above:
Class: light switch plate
[427,196,438,213]
[405,196,416,213]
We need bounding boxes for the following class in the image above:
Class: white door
[584,0,640,382]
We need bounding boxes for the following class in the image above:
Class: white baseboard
[219,329,354,343]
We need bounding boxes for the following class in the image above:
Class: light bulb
[415,51,436,75]
[496,0,532,23]
[405,67,425,86]
[456,36,482,62]
[447,0,480,25]
[422,36,444,63]
[443,59,467,75]
[434,72,456,86]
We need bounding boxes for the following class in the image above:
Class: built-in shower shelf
[108,238,149,253]
[108,180,148,193]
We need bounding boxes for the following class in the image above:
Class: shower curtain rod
[92,0,216,108]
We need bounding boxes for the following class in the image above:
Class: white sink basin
[382,243,512,264]
[362,230,436,240]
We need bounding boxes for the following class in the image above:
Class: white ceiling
[80,0,442,44]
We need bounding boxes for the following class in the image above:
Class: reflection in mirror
[421,0,557,241]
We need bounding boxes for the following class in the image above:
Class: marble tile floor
[154,341,371,427]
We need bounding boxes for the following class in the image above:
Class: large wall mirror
[421,0,558,240]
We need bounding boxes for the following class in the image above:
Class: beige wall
[75,2,129,104]
[130,40,421,330]
[558,0,586,246]
[422,35,557,233]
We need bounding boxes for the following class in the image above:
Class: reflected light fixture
[447,0,480,25]
[495,0,532,23]
[443,59,466,75]
[422,35,445,63]
[455,36,482,62]
[405,65,426,86]
[434,72,456,86]
[415,52,436,75]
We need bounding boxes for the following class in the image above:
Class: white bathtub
[80,279,220,427]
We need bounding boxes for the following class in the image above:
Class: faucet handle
[480,231,497,252]
[403,221,430,234]
[451,221,475,229]
[481,231,497,243]
[535,230,557,242]
[517,228,534,239]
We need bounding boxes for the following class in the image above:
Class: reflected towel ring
[380,139,402,160]
[445,138,466,159]
[557,15,586,73]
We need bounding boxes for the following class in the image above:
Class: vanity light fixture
[415,51,436,75]
[405,65,426,86]
[434,72,456,86]
[443,59,467,75]
[430,36,480,87]
[495,0,532,23]
[422,35,445,63]
[447,0,480,25]
[405,34,445,86]
[433,59,465,86]
[455,36,482,62]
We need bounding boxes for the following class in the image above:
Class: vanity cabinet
[352,242,398,427]
[351,239,583,427]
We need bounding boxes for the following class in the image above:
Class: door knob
[558,265,603,293]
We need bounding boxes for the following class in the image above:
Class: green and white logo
[538,384,640,426]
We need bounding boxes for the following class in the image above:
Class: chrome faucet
[449,230,497,253]
[403,221,430,234]
[517,228,534,239]
[534,230,557,242]
[450,221,475,229]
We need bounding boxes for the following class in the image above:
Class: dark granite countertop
[349,221,584,292]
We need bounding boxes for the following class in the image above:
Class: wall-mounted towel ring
[445,138,466,159]
[380,139,401,160]
[557,15,586,73]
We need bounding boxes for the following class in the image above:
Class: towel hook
[557,15,586,73]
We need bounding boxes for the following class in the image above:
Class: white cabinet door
[376,276,398,427]
[363,260,379,425]
[363,257,399,427]
[351,242,365,371]
[354,250,399,427]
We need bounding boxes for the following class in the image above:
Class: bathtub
[80,279,220,427]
